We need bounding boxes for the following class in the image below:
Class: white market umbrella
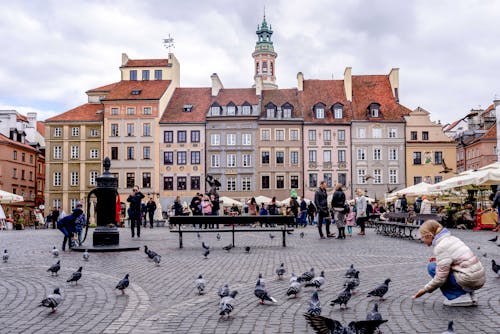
[0,204,6,219]
[429,170,491,191]
[0,190,24,204]
[219,196,242,207]
[388,182,440,197]
[254,195,273,205]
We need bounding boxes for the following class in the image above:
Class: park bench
[374,212,441,240]
[169,215,295,248]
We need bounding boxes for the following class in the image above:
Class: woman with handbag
[331,183,347,239]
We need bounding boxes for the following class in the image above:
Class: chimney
[344,67,352,102]
[255,76,263,96]
[121,53,129,66]
[27,112,37,128]
[297,72,304,91]
[211,73,223,97]
[389,68,400,102]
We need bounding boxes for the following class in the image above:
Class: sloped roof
[16,114,28,122]
[443,118,464,132]
[45,103,104,122]
[212,88,259,105]
[160,87,211,123]
[0,133,39,151]
[102,80,171,100]
[479,122,496,140]
[36,122,45,137]
[261,88,302,118]
[300,80,352,123]
[121,59,169,68]
[86,82,120,93]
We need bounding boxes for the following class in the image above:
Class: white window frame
[54,127,62,137]
[53,172,61,186]
[338,129,346,142]
[242,134,251,145]
[89,171,98,186]
[334,107,343,119]
[261,129,270,141]
[388,128,397,138]
[143,107,152,115]
[127,123,134,137]
[242,177,251,191]
[358,128,366,138]
[357,148,366,160]
[111,124,119,137]
[90,129,99,137]
[70,171,79,186]
[290,129,299,141]
[372,128,382,138]
[211,106,221,116]
[227,154,236,167]
[71,127,79,137]
[211,134,220,146]
[389,169,398,184]
[283,107,292,118]
[143,123,151,137]
[315,107,325,119]
[242,105,251,115]
[323,150,332,163]
[324,130,332,142]
[143,146,151,160]
[357,169,366,184]
[373,148,382,160]
[290,151,299,165]
[374,169,382,184]
[211,154,220,167]
[338,149,346,163]
[227,105,236,115]
[276,129,285,141]
[227,178,236,192]
[111,107,119,115]
[227,134,236,146]
[308,130,316,141]
[53,199,61,209]
[70,146,79,159]
[90,148,99,159]
[127,107,135,115]
[389,148,398,160]
[242,154,251,167]
[53,146,62,159]
[308,150,317,163]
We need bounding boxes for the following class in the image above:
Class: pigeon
[222,244,233,252]
[197,232,201,239]
[216,233,221,241]
[305,271,325,290]
[300,232,304,239]
[492,259,500,276]
[257,273,266,287]
[47,260,61,276]
[345,264,357,278]
[219,290,238,318]
[366,303,382,321]
[344,271,360,293]
[39,288,63,313]
[67,267,82,284]
[286,277,302,298]
[488,236,498,242]
[244,246,251,253]
[2,249,8,262]
[442,320,455,334]
[330,282,354,309]
[367,279,391,300]
[482,253,487,258]
[115,274,130,294]
[218,284,230,298]
[82,250,89,261]
[254,278,277,304]
[304,314,388,334]
[301,268,315,282]
[152,254,161,266]
[52,246,59,258]
[195,274,206,295]
[144,245,158,259]
[269,233,275,240]
[306,291,321,316]
[202,242,210,258]
[276,263,286,279]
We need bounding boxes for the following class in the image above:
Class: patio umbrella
[0,204,5,219]
[429,170,491,191]
[219,196,242,207]
[0,190,24,204]
[388,182,440,197]
[254,195,273,204]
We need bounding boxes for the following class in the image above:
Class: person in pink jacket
[412,220,485,306]
[345,205,356,237]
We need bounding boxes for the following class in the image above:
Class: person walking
[345,204,356,236]
[299,197,308,227]
[146,198,157,228]
[290,196,299,228]
[355,188,367,235]
[74,203,86,246]
[127,185,145,238]
[314,181,334,239]
[307,202,316,225]
[331,183,347,239]
[51,207,60,229]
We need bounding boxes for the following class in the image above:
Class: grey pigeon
[304,314,388,334]
[115,274,129,294]
[219,290,238,318]
[195,274,206,295]
[39,288,63,313]
[301,268,315,282]
[152,254,161,266]
[442,320,455,334]
[305,271,325,290]
[367,279,391,300]
[197,232,201,239]
[218,284,230,298]
[47,260,61,276]
[269,233,275,240]
[52,246,59,257]
[366,303,382,321]
[306,291,321,316]
[2,249,8,262]
[330,282,354,309]
[216,233,221,240]
[345,264,357,278]
[66,267,82,284]
[82,250,89,261]
[144,245,158,259]
[344,271,360,293]
[202,242,210,258]
[488,235,497,242]
[300,232,304,238]
[286,276,301,298]
[222,244,232,252]
[276,263,286,279]
[254,278,277,304]
[245,246,251,253]
[492,259,500,276]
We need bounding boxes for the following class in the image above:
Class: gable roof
[300,80,353,123]
[45,103,104,122]
[261,88,302,118]
[212,88,259,105]
[86,82,120,93]
[121,59,169,68]
[102,80,171,101]
[0,133,39,152]
[160,87,211,123]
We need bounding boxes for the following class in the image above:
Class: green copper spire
[255,13,275,53]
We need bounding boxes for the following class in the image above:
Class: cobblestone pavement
[0,224,499,333]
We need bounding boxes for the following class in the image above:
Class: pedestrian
[355,188,367,235]
[345,204,356,237]
[412,220,485,306]
[141,203,147,227]
[299,197,308,227]
[420,196,432,214]
[51,207,60,229]
[307,202,316,225]
[331,183,347,239]
[401,194,408,212]
[259,203,269,216]
[414,196,423,214]
[210,194,220,228]
[146,198,157,228]
[314,180,334,239]
[74,203,86,246]
[268,197,279,215]
[290,196,299,228]
[57,207,82,251]
[247,197,258,216]
[127,185,145,238]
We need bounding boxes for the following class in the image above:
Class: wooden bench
[169,215,295,248]
[375,212,441,239]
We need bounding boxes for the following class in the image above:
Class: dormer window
[282,103,293,118]
[369,103,381,118]
[227,102,236,116]
[210,103,221,116]
[131,89,141,95]
[130,70,137,80]
[183,104,193,112]
[332,103,344,119]
[265,103,277,118]
[241,102,252,115]
[314,103,326,119]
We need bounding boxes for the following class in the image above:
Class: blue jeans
[427,262,467,300]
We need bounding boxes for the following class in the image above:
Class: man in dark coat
[127,185,145,238]
[314,181,334,239]
[58,207,82,251]
[146,198,157,228]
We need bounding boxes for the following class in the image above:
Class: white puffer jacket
[424,230,485,292]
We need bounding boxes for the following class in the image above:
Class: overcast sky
[1,0,499,124]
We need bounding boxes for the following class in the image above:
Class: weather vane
[163,34,175,53]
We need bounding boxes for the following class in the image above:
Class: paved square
[0,226,499,333]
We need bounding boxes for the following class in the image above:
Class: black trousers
[317,211,331,237]
[131,216,141,237]
[148,212,154,228]
[357,217,367,232]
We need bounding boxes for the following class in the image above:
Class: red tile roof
[300,80,353,123]
[160,88,211,123]
[36,122,45,136]
[351,75,410,121]
[45,103,104,122]
[121,59,169,68]
[212,88,259,105]
[102,80,171,100]
[261,88,302,118]
[480,122,496,140]
[16,114,28,122]
[0,133,39,152]
[481,104,495,116]
[443,118,463,132]
[86,82,120,93]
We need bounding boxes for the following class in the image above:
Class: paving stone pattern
[0,225,499,333]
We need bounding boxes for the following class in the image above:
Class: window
[111,124,119,137]
[261,151,270,164]
[143,146,151,160]
[242,134,251,145]
[21,153,25,162]
[90,148,99,159]
[276,130,285,141]
[142,173,151,188]
[89,171,98,186]
[111,147,118,160]
[389,169,398,184]
[211,134,220,146]
[389,148,398,160]
[90,129,99,137]
[72,127,79,136]
[164,131,173,143]
[290,129,299,141]
[127,124,134,136]
[262,176,270,189]
[163,177,173,190]
[242,105,251,115]
[211,154,220,167]
[70,171,79,186]
[338,173,347,187]
[54,127,62,137]
[333,105,343,119]
[338,129,346,142]
[227,178,236,192]
[13,150,17,160]
[309,173,318,188]
[372,128,382,138]
[358,128,366,138]
[127,108,135,115]
[177,177,187,190]
[434,151,443,165]
[324,130,332,142]
[53,199,61,209]
[210,105,221,116]
[338,150,346,163]
[154,70,162,80]
[266,104,276,118]
[290,176,299,189]
[242,177,251,191]
[373,148,381,160]
[191,177,200,190]
[53,172,61,186]
[111,107,119,115]
[227,154,236,167]
[53,146,62,159]
[242,154,251,167]
[388,128,397,138]
[141,123,151,137]
[227,134,236,145]
[283,105,292,118]
[143,107,152,115]
[291,151,299,165]
[164,151,173,165]
[315,105,325,119]
[369,103,380,117]
[276,175,285,189]
[262,129,270,141]
[357,169,366,184]
[324,173,333,187]
[276,151,284,164]
[413,152,422,165]
[374,169,382,184]
[308,130,316,141]
[126,173,135,188]
[191,131,200,143]
[323,150,332,163]
[434,176,443,184]
[177,151,187,165]
[178,131,187,143]
[130,70,137,80]
[422,131,429,140]
[127,147,134,160]
[227,104,236,115]
[357,148,366,160]
[21,169,25,180]
[308,150,317,163]
[142,70,150,80]
[29,171,33,181]
[191,151,200,164]
[70,198,79,210]
[411,131,418,140]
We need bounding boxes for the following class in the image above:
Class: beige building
[404,107,457,185]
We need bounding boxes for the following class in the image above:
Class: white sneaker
[443,293,474,307]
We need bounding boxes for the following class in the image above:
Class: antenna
[163,34,175,53]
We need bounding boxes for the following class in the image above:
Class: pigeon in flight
[276,263,286,279]
[47,260,61,276]
[39,287,63,313]
[344,271,360,293]
[286,275,302,298]
[254,278,277,304]
[366,303,382,321]
[67,267,83,285]
[345,264,357,278]
[305,271,326,290]
[367,279,391,300]
[492,259,500,276]
[218,284,230,298]
[306,291,321,316]
[222,244,233,252]
[219,290,238,318]
[442,320,455,334]
[216,233,221,241]
[202,242,210,259]
[52,246,59,258]
[195,274,206,295]
[330,282,354,309]
[304,314,388,334]
[115,274,129,294]
[300,232,304,239]
[152,254,161,266]
[2,249,8,263]
[82,250,90,261]
[301,268,315,283]
[488,235,498,242]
